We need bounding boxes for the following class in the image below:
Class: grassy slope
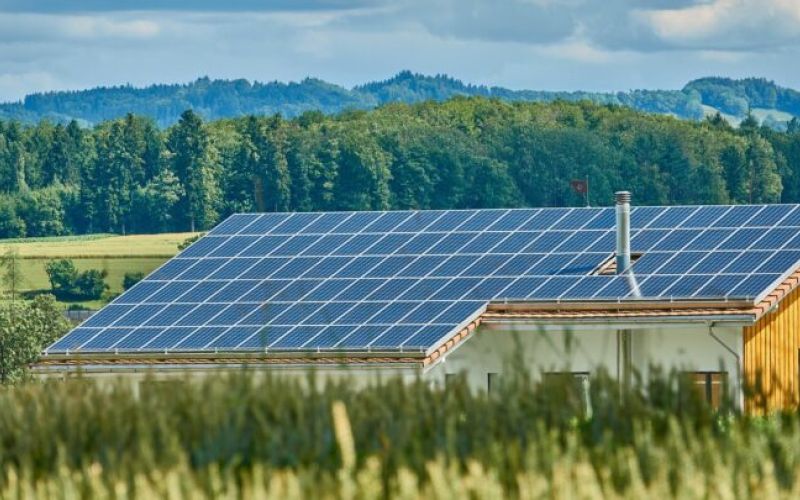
[0,232,196,308]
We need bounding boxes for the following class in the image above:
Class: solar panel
[45,205,800,356]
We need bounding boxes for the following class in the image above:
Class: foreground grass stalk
[0,370,799,498]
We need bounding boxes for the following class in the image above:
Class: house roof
[41,204,800,365]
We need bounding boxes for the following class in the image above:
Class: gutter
[707,321,744,409]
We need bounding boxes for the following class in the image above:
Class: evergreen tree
[167,110,220,231]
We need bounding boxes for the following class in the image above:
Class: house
[37,193,800,411]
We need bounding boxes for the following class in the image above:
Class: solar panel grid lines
[513,208,587,299]
[358,210,498,349]
[230,211,366,350]
[264,211,421,350]
[45,205,800,356]
[320,212,462,350]
[640,206,728,299]
[640,207,763,298]
[134,213,325,351]
[627,205,736,299]
[730,205,800,302]
[132,214,313,350]
[584,209,684,301]
[302,210,454,351]
[706,205,797,300]
[110,213,310,352]
[346,209,525,350]
[685,207,770,298]
[393,208,579,349]
[535,209,613,300]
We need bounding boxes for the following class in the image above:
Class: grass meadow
[2,368,800,499]
[0,233,196,308]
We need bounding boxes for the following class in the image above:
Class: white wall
[427,322,743,397]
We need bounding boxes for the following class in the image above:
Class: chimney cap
[615,191,631,205]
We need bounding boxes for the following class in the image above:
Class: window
[542,371,591,414]
[444,373,458,388]
[688,371,728,409]
[487,372,499,394]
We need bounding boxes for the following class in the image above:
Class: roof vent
[615,191,632,274]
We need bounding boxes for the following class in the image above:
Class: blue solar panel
[270,325,324,349]
[207,326,261,349]
[521,209,570,230]
[208,214,261,235]
[81,328,133,349]
[47,205,800,356]
[145,281,196,303]
[272,213,322,233]
[239,213,293,234]
[393,211,447,232]
[47,327,98,351]
[302,212,352,233]
[175,327,228,349]
[116,281,165,303]
[534,277,579,298]
[272,235,321,256]
[309,325,358,348]
[207,258,258,279]
[144,304,197,326]
[116,328,163,350]
[730,274,781,298]
[209,236,260,257]
[459,210,507,231]
[148,259,197,280]
[240,236,290,257]
[239,326,289,348]
[180,237,227,257]
[631,230,669,251]
[552,208,602,229]
[332,212,383,233]
[336,325,387,348]
[367,279,420,300]
[144,327,198,349]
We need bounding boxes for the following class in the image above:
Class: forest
[0,97,799,238]
[1,72,798,128]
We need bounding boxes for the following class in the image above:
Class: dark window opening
[686,371,728,409]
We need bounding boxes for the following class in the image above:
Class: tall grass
[1,368,799,498]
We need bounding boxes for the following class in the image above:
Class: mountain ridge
[1,71,798,128]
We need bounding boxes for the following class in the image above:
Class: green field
[1,372,798,498]
[0,233,197,308]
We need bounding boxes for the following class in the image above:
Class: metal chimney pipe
[615,191,631,274]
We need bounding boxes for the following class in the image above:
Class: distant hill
[1,71,798,128]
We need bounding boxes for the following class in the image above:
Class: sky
[0,0,799,101]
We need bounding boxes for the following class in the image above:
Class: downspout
[708,321,743,411]
[615,191,633,390]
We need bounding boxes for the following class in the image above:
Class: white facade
[37,320,747,407]
[425,321,744,400]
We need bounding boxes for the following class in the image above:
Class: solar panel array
[47,205,800,355]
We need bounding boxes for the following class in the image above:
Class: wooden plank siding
[744,284,800,412]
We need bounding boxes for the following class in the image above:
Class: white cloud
[635,0,800,50]
[0,13,162,42]
[0,1,798,102]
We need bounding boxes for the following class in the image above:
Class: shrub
[44,259,79,296]
[74,269,108,299]
[178,232,204,250]
[122,271,145,290]
[44,259,108,300]
[0,294,70,383]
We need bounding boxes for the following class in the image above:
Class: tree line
[4,72,799,127]
[0,97,798,238]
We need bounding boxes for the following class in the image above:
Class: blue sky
[0,0,798,101]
